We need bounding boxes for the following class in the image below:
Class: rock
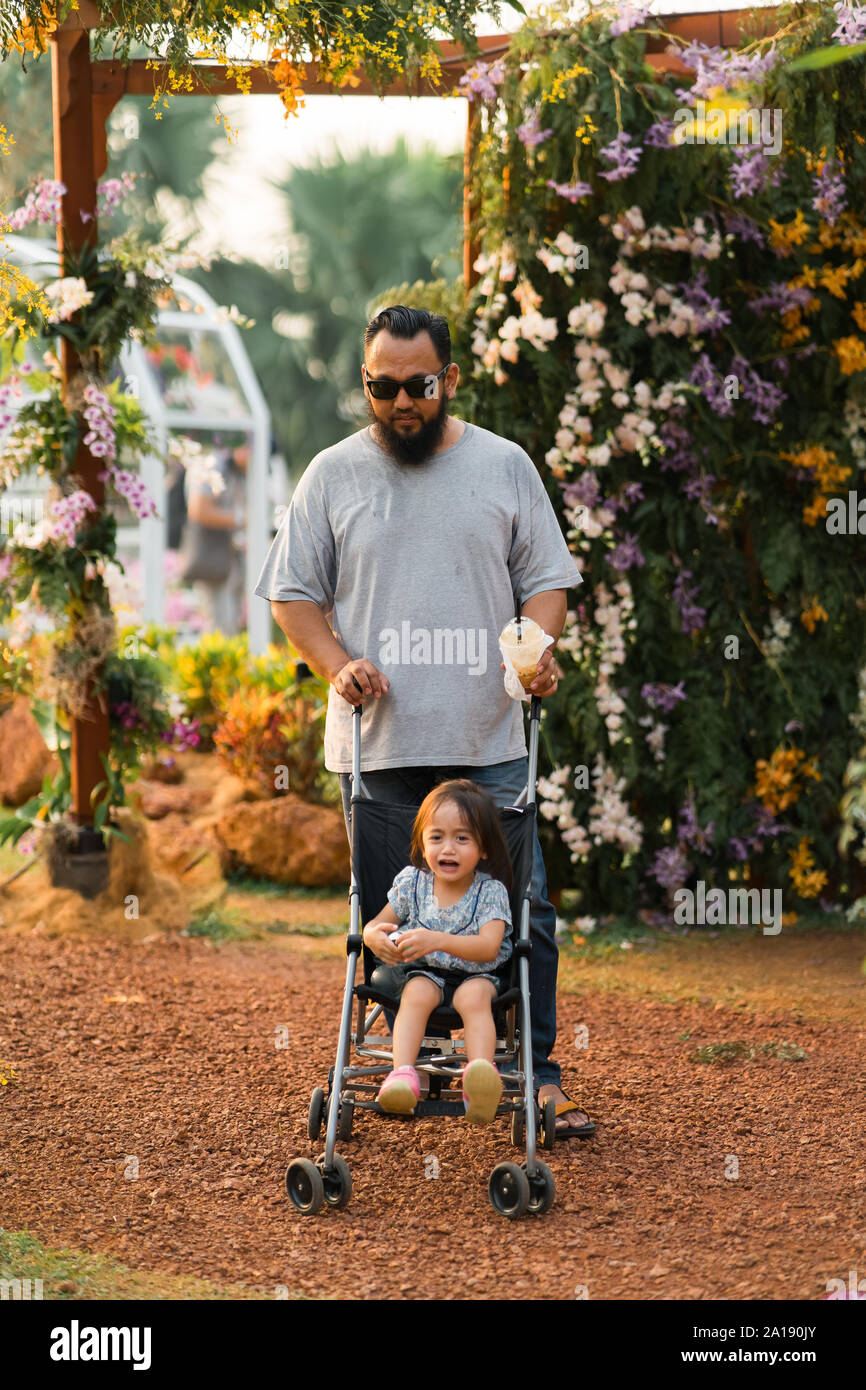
[134,782,212,820]
[140,756,184,784]
[143,813,217,877]
[212,794,350,886]
[0,696,60,806]
[210,773,268,813]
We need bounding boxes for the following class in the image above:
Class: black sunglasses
[363,363,451,400]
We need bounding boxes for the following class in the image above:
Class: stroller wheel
[523,1159,556,1216]
[316,1154,352,1210]
[337,1095,354,1141]
[488,1162,530,1220]
[539,1097,558,1152]
[308,1087,325,1141]
[285,1158,324,1214]
[510,1105,525,1147]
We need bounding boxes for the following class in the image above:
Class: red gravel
[1,932,864,1300]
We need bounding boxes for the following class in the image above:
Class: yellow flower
[5,0,58,55]
[802,494,827,527]
[834,335,866,374]
[816,221,839,249]
[800,601,828,634]
[853,302,866,332]
[788,838,828,898]
[541,61,592,105]
[754,747,821,813]
[819,264,851,299]
[769,209,810,255]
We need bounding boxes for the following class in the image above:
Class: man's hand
[396,928,440,963]
[500,645,562,697]
[332,658,390,706]
[363,924,403,965]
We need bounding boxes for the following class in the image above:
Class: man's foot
[538,1083,593,1135]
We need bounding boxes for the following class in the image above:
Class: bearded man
[255,304,594,1136]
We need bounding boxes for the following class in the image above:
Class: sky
[195,0,783,264]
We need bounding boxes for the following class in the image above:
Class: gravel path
[1,932,864,1300]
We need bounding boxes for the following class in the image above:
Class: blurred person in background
[183,438,248,635]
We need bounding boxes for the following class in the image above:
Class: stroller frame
[285,694,556,1219]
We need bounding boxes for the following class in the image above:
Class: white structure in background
[1,234,274,654]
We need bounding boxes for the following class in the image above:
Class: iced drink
[499,616,549,691]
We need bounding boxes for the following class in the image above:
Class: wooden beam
[90,10,781,102]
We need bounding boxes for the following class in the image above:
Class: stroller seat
[360,962,523,1036]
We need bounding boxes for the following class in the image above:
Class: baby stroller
[285,694,558,1220]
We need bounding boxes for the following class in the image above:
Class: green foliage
[403,1,866,913]
[0,745,71,850]
[162,630,252,749]
[787,41,866,71]
[213,684,326,800]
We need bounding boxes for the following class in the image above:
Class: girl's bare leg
[392,976,442,1070]
[452,978,498,1063]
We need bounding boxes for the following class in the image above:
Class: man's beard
[367,391,449,465]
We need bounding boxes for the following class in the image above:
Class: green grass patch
[688,1040,807,1065]
[262,920,346,937]
[557,907,864,960]
[225,871,345,898]
[0,1228,302,1300]
[181,907,260,942]
[224,871,285,897]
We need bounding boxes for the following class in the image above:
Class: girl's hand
[396,928,439,963]
[364,925,403,965]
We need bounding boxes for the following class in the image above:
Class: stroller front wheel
[488,1161,530,1219]
[337,1095,355,1141]
[523,1159,556,1215]
[539,1097,558,1152]
[308,1087,325,1141]
[285,1158,324,1214]
[510,1105,525,1147]
[316,1153,353,1210]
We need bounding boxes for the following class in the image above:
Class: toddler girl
[362,779,513,1124]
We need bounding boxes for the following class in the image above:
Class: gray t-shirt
[253,419,582,772]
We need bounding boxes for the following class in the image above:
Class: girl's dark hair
[410,779,513,894]
[363,305,451,368]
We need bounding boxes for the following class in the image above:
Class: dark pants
[338,756,561,1088]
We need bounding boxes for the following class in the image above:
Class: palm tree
[196,136,464,474]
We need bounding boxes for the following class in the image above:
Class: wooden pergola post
[50,1,111,839]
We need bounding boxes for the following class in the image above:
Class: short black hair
[363,305,451,369]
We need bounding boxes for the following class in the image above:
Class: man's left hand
[500,647,562,697]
